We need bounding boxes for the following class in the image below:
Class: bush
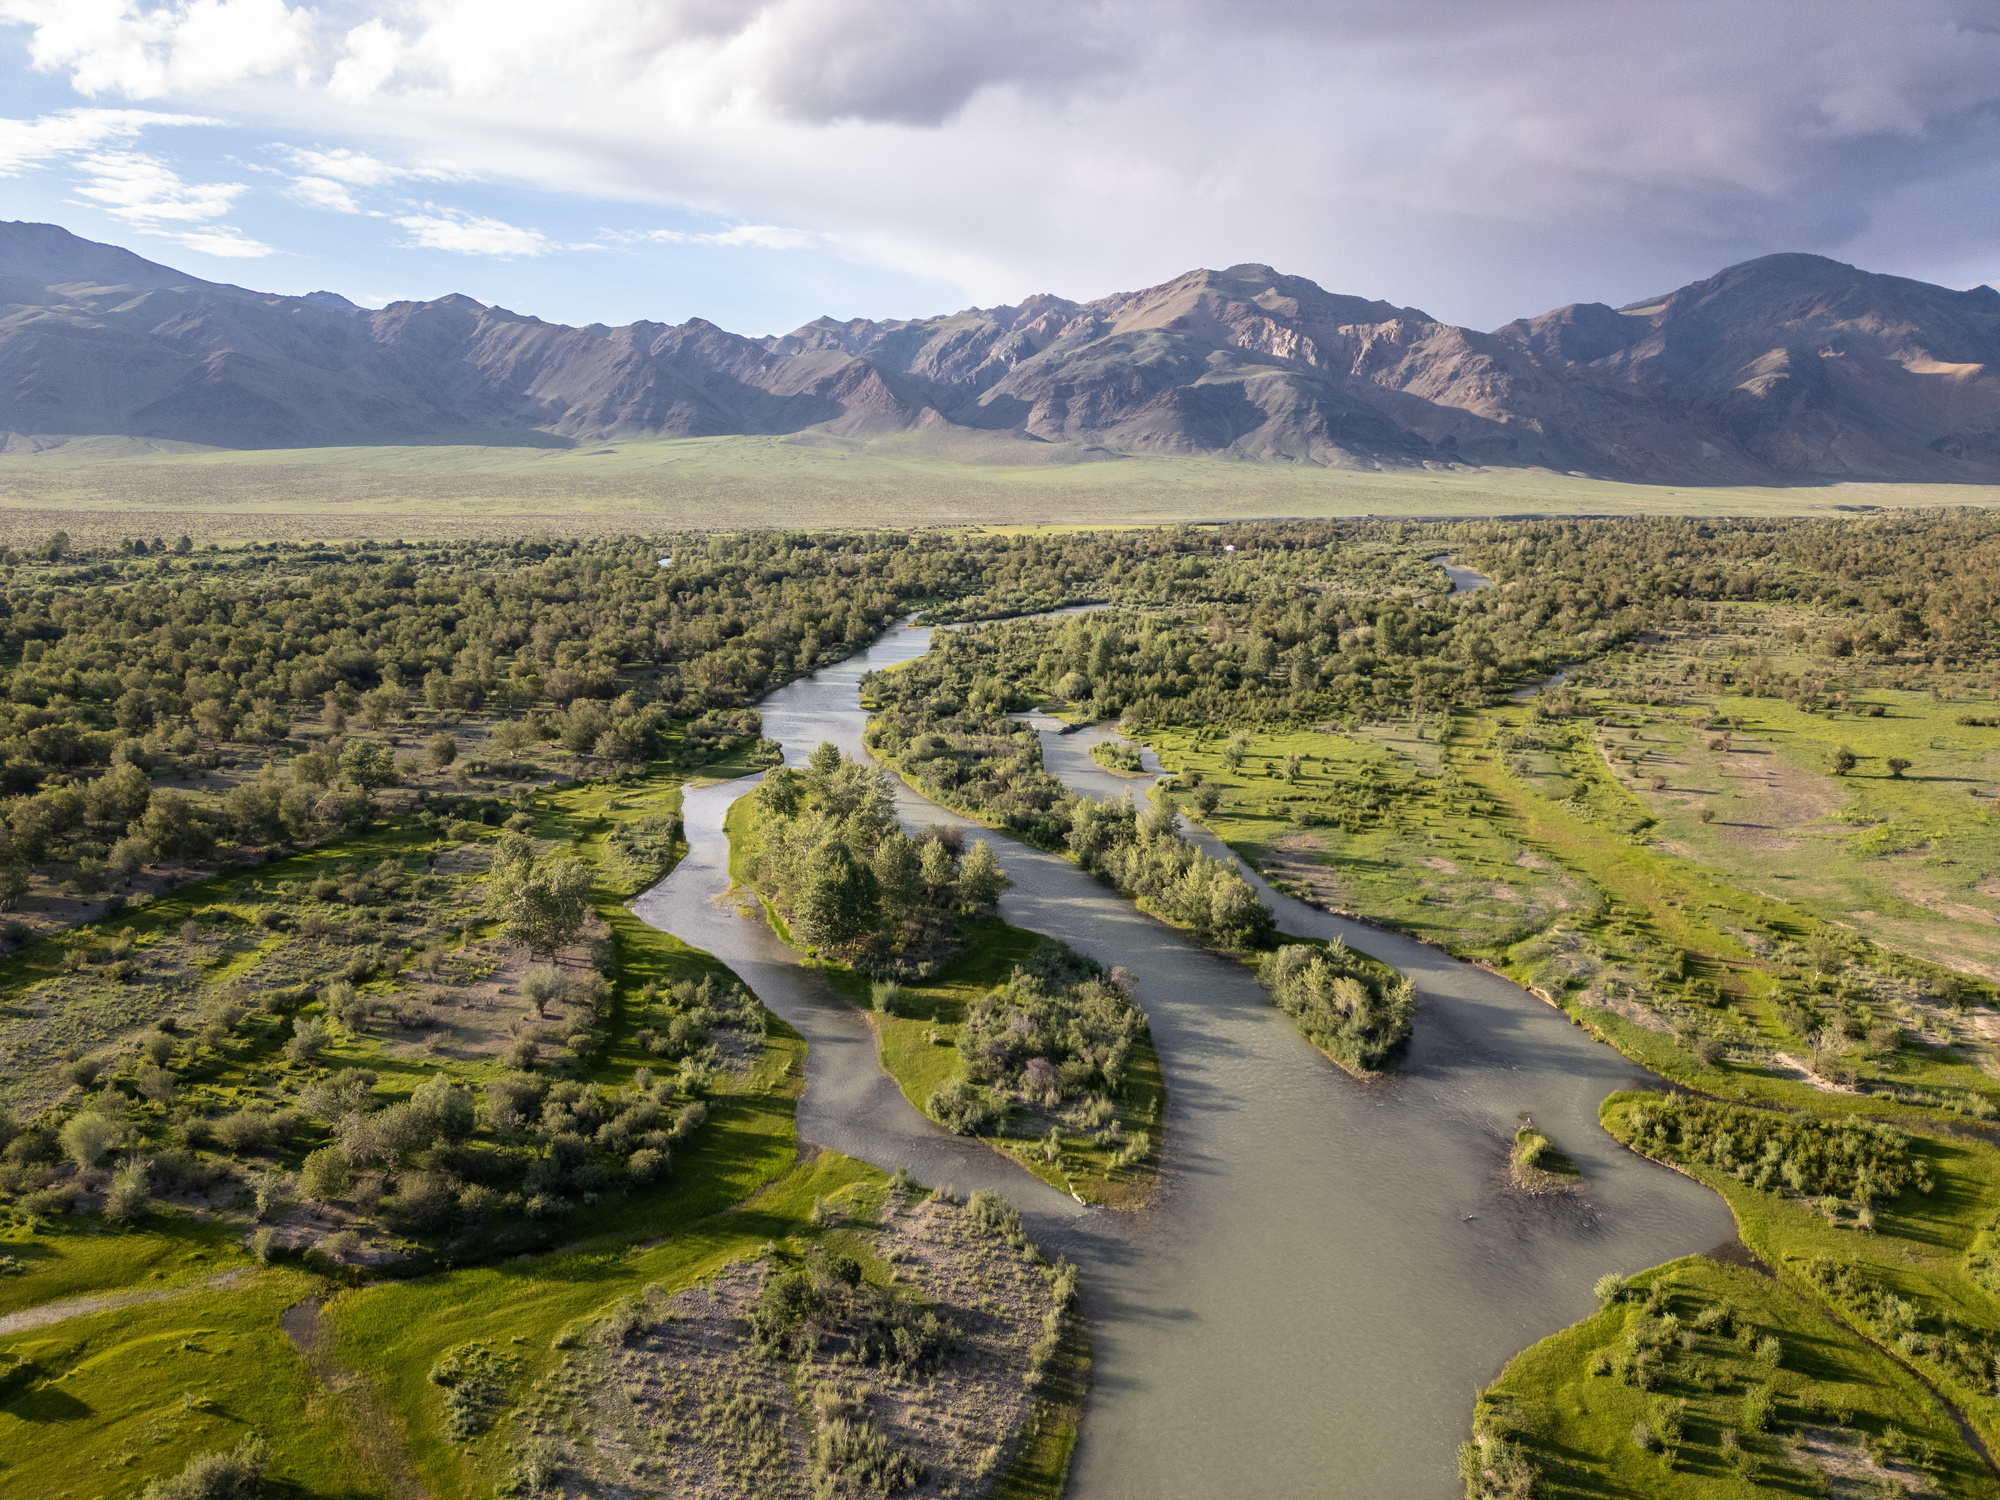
[926,1077,1001,1136]
[60,1111,119,1170]
[283,1017,330,1064]
[298,1146,352,1202]
[1593,1272,1628,1305]
[1260,941,1415,1071]
[140,1435,270,1500]
[104,1157,153,1223]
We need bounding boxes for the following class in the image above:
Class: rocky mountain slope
[4,221,1998,482]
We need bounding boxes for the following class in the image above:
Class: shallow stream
[631,621,1730,1498]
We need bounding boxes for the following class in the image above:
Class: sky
[2,1,1999,337]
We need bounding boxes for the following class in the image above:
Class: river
[630,620,1730,1499]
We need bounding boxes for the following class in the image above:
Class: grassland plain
[2,434,1997,543]
[1127,671,2000,1489]
[724,794,1166,1207]
[1469,1256,1991,1499]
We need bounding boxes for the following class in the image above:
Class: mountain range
[4,220,1999,483]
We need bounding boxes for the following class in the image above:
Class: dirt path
[0,1267,246,1335]
[280,1298,433,1500]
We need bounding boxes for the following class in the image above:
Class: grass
[1602,1089,2000,1456]
[1476,1255,1991,1498]
[326,1147,874,1500]
[0,1265,381,1499]
[4,436,1997,544]
[0,1213,251,1319]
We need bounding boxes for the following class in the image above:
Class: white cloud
[0,106,218,174]
[150,223,272,256]
[280,143,456,186]
[285,172,358,211]
[0,0,315,98]
[624,223,824,251]
[71,148,245,222]
[4,3,2000,323]
[395,207,550,257]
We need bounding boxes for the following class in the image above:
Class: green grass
[327,1147,878,1500]
[0,1265,380,1499]
[1476,1255,1991,1498]
[1587,686,2000,982]
[1145,722,1561,952]
[1602,1090,2000,1455]
[4,435,1996,545]
[0,1214,251,1319]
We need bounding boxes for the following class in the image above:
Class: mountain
[4,220,1999,482]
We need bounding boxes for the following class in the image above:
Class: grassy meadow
[3,434,1998,544]
[1472,1256,1989,1498]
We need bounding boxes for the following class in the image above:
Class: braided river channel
[629,619,1731,1498]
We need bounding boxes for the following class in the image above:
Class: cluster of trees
[1261,941,1416,1073]
[751,743,1008,971]
[865,654,1273,949]
[930,942,1144,1135]
[1611,1096,1928,1216]
[1440,512,2000,671]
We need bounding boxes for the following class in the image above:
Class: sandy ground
[545,1190,1061,1500]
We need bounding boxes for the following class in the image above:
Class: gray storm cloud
[4,0,1999,323]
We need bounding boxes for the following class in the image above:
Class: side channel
[632,621,1731,1499]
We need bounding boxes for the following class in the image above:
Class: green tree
[958,840,1010,907]
[498,857,594,960]
[796,842,882,952]
[339,739,399,791]
[1829,745,1857,776]
[424,733,458,770]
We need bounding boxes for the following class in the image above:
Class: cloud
[6,2,2000,323]
[285,172,358,211]
[279,143,457,186]
[150,224,272,256]
[0,0,314,97]
[71,148,246,222]
[622,223,824,251]
[0,106,219,173]
[395,207,551,257]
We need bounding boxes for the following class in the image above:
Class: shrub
[140,1435,270,1500]
[926,1077,1001,1136]
[250,1227,279,1264]
[1593,1272,1627,1305]
[283,1017,330,1064]
[60,1112,119,1170]
[1630,1420,1658,1452]
[104,1158,153,1223]
[521,965,563,1017]
[299,1146,352,1202]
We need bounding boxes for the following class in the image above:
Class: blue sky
[4,2,1999,336]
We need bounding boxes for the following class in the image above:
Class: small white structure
[658,556,673,567]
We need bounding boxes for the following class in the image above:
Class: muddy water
[631,622,1729,1498]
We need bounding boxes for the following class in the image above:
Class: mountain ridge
[4,221,1999,483]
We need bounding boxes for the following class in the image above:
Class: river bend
[631,622,1728,1499]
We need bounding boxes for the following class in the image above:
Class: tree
[498,857,593,960]
[1829,745,1857,776]
[795,842,881,952]
[424,733,458,771]
[1192,783,1222,818]
[958,840,1010,907]
[339,738,398,791]
[1886,757,1911,778]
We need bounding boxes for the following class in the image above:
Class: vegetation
[1469,1256,1990,1498]
[1256,939,1414,1074]
[1508,1124,1579,1193]
[747,742,1009,973]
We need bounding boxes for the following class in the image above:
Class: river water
[630,622,1729,1499]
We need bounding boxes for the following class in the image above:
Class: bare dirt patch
[1266,832,1345,910]
[1420,855,1460,874]
[538,1189,1066,1499]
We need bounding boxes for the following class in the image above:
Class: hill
[4,222,2000,484]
